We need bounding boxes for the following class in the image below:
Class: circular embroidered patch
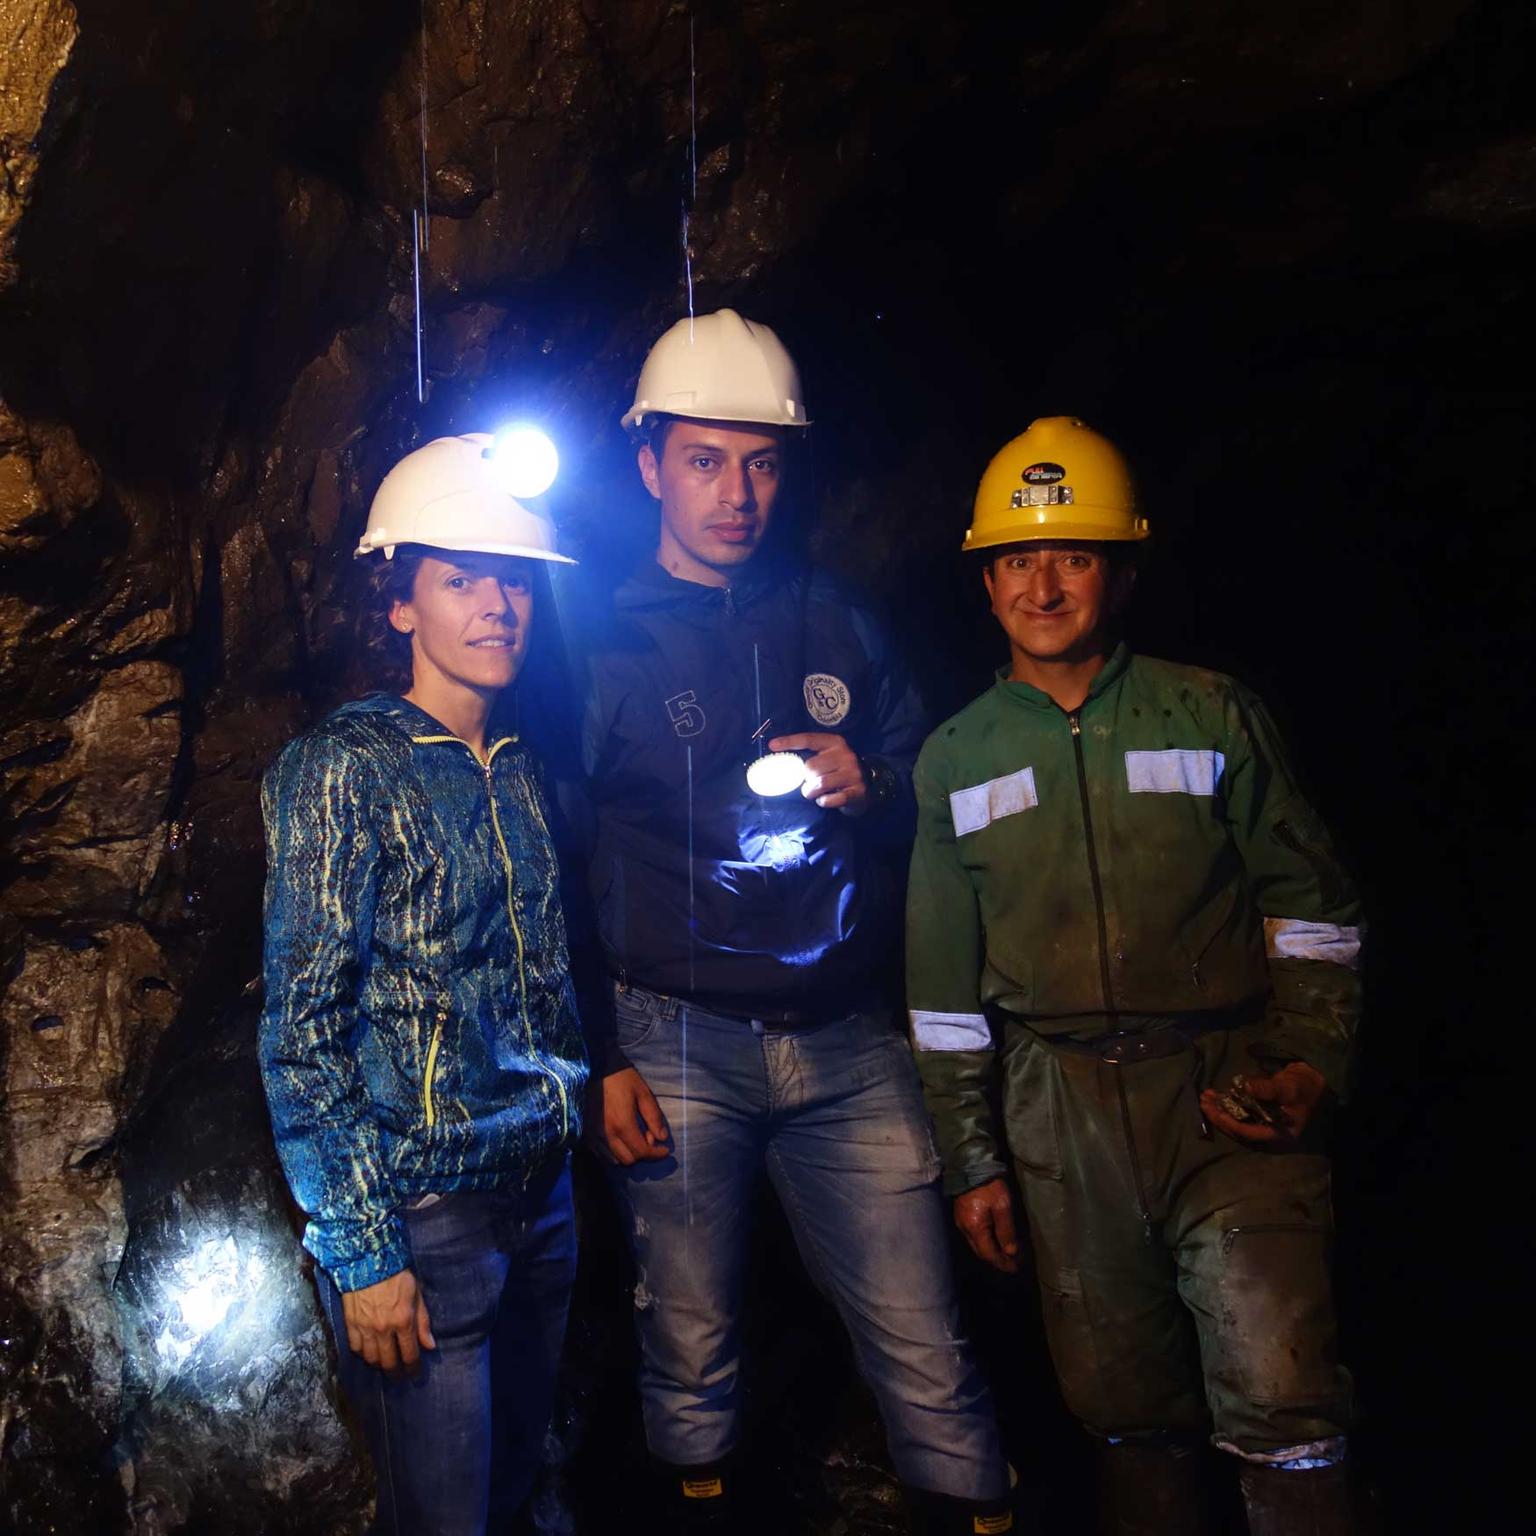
[803,673,851,727]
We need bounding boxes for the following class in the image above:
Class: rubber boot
[904,1484,1016,1535]
[1238,1460,1353,1536]
[1096,1435,1210,1536]
[652,1455,741,1533]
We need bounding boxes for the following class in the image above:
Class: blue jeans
[318,1159,576,1536]
[609,985,1007,1501]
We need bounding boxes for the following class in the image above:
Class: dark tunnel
[0,1,1529,1531]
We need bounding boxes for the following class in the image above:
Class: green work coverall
[907,646,1358,1457]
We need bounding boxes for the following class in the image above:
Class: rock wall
[0,4,1036,1527]
[1,1,1529,1531]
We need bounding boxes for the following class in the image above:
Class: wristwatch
[858,754,898,813]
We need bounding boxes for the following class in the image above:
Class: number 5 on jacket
[665,690,706,738]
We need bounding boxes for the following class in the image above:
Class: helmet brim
[620,406,813,433]
[355,537,577,565]
[963,521,1150,552]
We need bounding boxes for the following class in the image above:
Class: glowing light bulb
[746,752,807,797]
[488,425,559,498]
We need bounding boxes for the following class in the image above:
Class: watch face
[860,756,894,806]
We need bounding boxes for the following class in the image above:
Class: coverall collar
[616,549,795,614]
[992,641,1133,713]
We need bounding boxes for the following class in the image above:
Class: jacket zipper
[1221,1222,1322,1256]
[1068,709,1115,1012]
[483,740,571,1141]
[423,1018,444,1127]
[1070,706,1153,1237]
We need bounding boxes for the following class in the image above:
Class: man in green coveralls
[906,417,1361,1535]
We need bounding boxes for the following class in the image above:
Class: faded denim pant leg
[608,985,1008,1501]
[318,1160,577,1536]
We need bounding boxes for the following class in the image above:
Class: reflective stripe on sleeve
[910,1010,992,1051]
[949,766,1037,837]
[1124,748,1225,795]
[1263,917,1362,970]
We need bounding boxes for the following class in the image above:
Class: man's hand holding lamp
[767,732,870,816]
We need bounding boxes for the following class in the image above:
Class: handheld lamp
[746,751,808,797]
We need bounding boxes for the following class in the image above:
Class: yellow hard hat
[963,416,1148,553]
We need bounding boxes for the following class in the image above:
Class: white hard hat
[355,434,575,563]
[620,309,811,432]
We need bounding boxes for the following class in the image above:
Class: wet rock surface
[0,1,1529,1531]
[110,994,367,1536]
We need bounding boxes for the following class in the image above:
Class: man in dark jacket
[908,417,1360,1536]
[566,310,1012,1535]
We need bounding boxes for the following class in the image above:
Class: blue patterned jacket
[259,693,587,1292]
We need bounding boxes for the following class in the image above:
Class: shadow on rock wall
[2,0,1532,1531]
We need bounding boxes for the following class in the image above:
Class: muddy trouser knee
[999,1019,1353,1462]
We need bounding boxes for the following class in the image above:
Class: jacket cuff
[943,1158,1009,1199]
[1250,1024,1351,1103]
[597,1039,634,1077]
[574,978,633,1078]
[319,1215,413,1294]
[857,754,917,841]
[1259,959,1359,1101]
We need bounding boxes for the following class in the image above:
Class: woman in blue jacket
[259,435,587,1536]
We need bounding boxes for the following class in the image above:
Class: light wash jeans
[608,984,1007,1500]
[317,1159,576,1536]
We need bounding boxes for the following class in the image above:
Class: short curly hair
[358,544,428,692]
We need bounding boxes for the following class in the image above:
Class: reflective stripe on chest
[949,744,1228,836]
[1124,748,1224,795]
[949,765,1038,837]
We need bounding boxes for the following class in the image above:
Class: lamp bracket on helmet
[1010,485,1076,509]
